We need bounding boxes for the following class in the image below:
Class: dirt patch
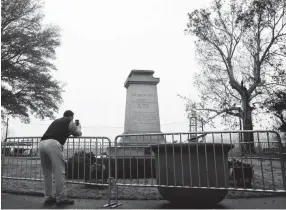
[1,179,284,200]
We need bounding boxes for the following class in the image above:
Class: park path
[1,193,286,209]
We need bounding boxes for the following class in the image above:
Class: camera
[75,120,79,126]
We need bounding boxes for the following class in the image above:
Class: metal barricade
[1,136,115,207]
[1,137,42,181]
[109,130,286,208]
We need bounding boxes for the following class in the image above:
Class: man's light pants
[39,139,67,202]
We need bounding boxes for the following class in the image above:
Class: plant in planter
[86,160,109,184]
[228,159,254,188]
[65,151,108,183]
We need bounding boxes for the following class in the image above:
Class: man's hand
[69,121,82,137]
[76,123,82,130]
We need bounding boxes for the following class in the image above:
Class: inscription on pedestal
[131,92,158,125]
[132,112,157,125]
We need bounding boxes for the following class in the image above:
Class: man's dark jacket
[41,117,72,145]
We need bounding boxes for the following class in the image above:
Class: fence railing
[1,130,286,208]
[1,136,115,207]
[110,130,286,207]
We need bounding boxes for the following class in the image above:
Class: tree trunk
[241,88,255,154]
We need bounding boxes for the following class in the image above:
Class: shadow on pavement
[158,202,227,209]
[41,203,72,209]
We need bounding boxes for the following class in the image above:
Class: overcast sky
[6,0,239,140]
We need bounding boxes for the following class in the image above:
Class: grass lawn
[1,156,285,200]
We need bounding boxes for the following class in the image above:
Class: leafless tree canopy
[183,0,286,130]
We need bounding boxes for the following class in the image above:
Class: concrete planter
[150,143,234,205]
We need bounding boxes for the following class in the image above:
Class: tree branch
[196,107,241,120]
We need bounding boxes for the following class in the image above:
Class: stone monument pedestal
[106,70,165,157]
[107,145,149,157]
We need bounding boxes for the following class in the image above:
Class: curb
[1,189,104,199]
[2,190,44,197]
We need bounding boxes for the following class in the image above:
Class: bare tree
[183,0,286,153]
[263,90,286,132]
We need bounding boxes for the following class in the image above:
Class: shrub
[65,152,156,181]
[65,151,108,182]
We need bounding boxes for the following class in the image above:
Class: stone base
[106,145,154,157]
[117,133,165,146]
[109,157,156,179]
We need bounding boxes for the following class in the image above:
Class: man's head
[63,110,74,121]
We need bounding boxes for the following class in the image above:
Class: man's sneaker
[44,197,56,205]
[56,199,74,206]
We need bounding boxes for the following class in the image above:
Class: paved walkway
[1,193,286,209]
